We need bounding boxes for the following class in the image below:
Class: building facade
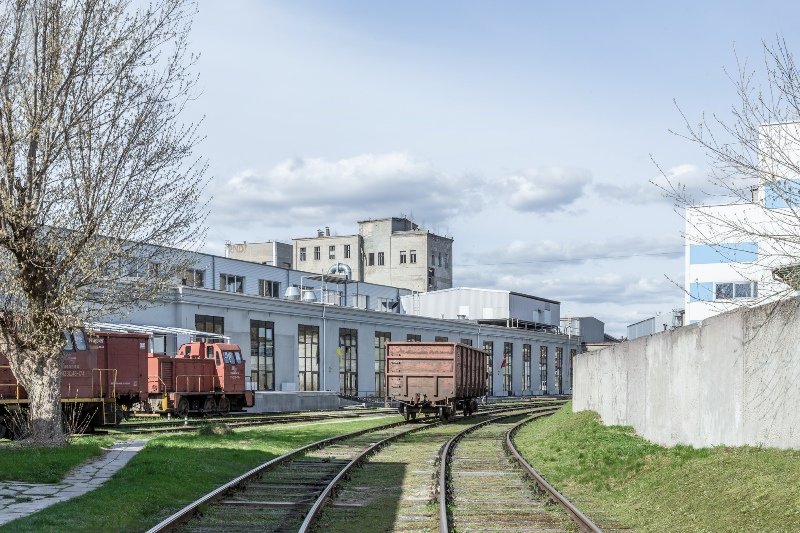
[291,217,453,293]
[225,240,293,269]
[104,250,575,397]
[684,123,800,323]
[402,287,560,328]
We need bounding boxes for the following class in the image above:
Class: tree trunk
[12,348,65,446]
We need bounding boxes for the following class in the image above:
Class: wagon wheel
[218,396,231,415]
[202,397,217,416]
[176,397,190,418]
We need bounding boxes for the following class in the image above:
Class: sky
[181,1,800,337]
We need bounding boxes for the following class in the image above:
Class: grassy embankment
[0,415,399,532]
[515,402,800,532]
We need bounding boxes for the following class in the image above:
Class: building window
[714,281,757,300]
[220,273,244,293]
[250,320,274,391]
[569,349,576,391]
[483,341,493,396]
[368,253,375,266]
[195,314,224,335]
[522,344,532,391]
[344,244,351,259]
[431,252,435,265]
[539,346,548,393]
[258,279,280,298]
[435,336,448,342]
[410,250,417,264]
[444,254,448,268]
[502,342,513,393]
[374,331,391,396]
[555,347,563,394]
[329,245,336,260]
[339,328,358,396]
[400,251,407,264]
[299,247,307,261]
[314,246,321,260]
[179,268,204,288]
[378,252,385,266]
[298,324,320,391]
[460,338,473,346]
[438,253,442,266]
[406,334,421,342]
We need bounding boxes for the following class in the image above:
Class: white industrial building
[684,123,800,323]
[401,287,560,329]
[102,249,578,408]
[626,310,684,340]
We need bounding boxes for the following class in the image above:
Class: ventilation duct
[328,262,352,279]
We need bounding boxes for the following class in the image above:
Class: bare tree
[0,0,206,445]
[660,38,800,318]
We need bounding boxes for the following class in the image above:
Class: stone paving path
[0,440,147,526]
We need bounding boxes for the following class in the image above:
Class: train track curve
[147,403,560,533]
[439,409,601,533]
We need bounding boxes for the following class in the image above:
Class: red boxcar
[0,330,150,437]
[386,342,487,421]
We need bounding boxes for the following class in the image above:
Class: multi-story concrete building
[684,124,800,323]
[292,227,363,282]
[292,217,453,293]
[224,240,293,269]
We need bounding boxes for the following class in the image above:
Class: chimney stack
[317,229,324,237]
[325,226,330,236]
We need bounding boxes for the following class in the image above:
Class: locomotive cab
[167,341,251,413]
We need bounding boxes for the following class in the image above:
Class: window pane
[735,282,752,298]
[715,283,733,300]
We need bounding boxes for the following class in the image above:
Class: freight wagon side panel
[386,343,457,404]
[104,334,148,400]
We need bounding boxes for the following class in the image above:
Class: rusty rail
[505,414,602,533]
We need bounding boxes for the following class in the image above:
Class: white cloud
[501,166,591,213]
[594,163,736,205]
[460,235,684,274]
[210,153,483,229]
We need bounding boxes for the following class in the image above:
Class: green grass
[514,402,800,532]
[1,415,400,533]
[0,435,117,483]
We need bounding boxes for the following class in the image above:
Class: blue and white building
[685,122,800,323]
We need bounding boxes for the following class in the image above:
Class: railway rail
[108,410,395,435]
[439,409,601,533]
[111,398,563,436]
[146,403,561,533]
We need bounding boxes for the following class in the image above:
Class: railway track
[110,410,393,435]
[147,403,562,533]
[113,398,563,436]
[439,410,601,533]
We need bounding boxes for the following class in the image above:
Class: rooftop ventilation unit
[302,289,317,303]
[284,286,301,300]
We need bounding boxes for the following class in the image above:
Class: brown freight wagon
[386,342,486,421]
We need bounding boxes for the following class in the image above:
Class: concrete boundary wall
[574,298,800,448]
